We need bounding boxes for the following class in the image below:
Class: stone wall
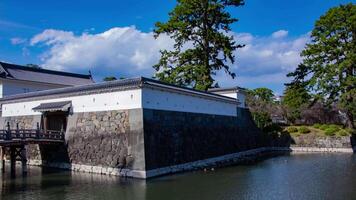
[67,110,132,168]
[1,115,40,129]
[291,134,352,148]
[142,108,265,171]
[1,109,146,176]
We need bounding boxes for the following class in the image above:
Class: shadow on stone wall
[143,108,293,170]
[39,144,70,164]
[351,134,356,152]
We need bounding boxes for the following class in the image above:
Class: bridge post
[16,123,19,139]
[6,122,11,140]
[1,147,5,173]
[36,122,40,139]
[10,146,16,177]
[21,147,27,175]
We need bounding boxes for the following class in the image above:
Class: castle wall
[0,80,258,178]
[1,109,146,178]
[142,108,264,174]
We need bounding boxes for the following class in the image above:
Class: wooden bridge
[0,122,65,176]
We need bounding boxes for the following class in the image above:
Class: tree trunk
[346,110,355,129]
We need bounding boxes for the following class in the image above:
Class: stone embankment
[290,134,355,153]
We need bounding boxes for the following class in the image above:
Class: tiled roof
[208,86,247,93]
[32,101,72,112]
[0,61,94,86]
[0,77,238,104]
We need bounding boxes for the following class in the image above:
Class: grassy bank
[284,124,354,137]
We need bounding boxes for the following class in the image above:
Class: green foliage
[249,88,274,102]
[286,126,298,133]
[153,0,245,91]
[328,124,342,130]
[345,128,355,135]
[298,126,310,134]
[263,123,282,134]
[337,129,350,136]
[324,127,338,136]
[287,3,356,128]
[252,111,272,129]
[313,123,322,129]
[26,64,41,69]
[319,124,329,130]
[282,84,310,123]
[246,87,283,130]
[103,76,117,81]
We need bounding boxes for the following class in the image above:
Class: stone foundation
[1,109,146,177]
[1,108,354,179]
[142,108,265,171]
[292,135,352,148]
[0,115,40,129]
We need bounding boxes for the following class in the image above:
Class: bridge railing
[0,122,65,142]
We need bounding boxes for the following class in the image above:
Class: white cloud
[30,27,172,77]
[30,27,309,93]
[10,37,27,45]
[271,30,288,38]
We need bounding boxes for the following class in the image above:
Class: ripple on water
[0,153,355,200]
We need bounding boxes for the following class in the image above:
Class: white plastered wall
[142,87,237,116]
[2,86,238,117]
[2,89,142,117]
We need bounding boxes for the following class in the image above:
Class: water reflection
[0,154,355,200]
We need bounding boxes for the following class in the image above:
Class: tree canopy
[103,76,117,81]
[26,64,41,69]
[282,84,310,123]
[249,88,274,102]
[287,3,356,128]
[153,0,245,91]
[246,87,276,129]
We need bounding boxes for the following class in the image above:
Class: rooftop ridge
[0,77,238,104]
[0,61,92,79]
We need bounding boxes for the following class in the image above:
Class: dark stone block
[142,108,264,170]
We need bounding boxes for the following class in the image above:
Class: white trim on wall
[2,86,239,117]
[142,87,237,116]
[2,89,142,117]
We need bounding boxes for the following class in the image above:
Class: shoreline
[4,146,350,179]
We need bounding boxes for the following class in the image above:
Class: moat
[1,153,355,200]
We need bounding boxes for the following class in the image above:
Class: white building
[0,61,94,98]
[209,87,247,108]
[0,77,251,178]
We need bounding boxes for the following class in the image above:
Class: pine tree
[288,3,356,128]
[153,0,245,91]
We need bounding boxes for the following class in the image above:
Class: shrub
[263,123,282,134]
[252,111,272,130]
[313,123,322,129]
[328,124,341,130]
[298,126,310,134]
[286,127,298,133]
[337,129,350,136]
[345,128,355,135]
[319,124,329,130]
[324,127,339,136]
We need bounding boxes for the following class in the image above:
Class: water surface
[1,153,355,200]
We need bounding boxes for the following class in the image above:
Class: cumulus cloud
[30,26,173,77]
[271,30,288,38]
[30,27,309,93]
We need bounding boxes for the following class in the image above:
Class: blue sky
[0,0,354,94]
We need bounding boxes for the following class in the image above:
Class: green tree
[103,76,117,81]
[282,83,310,123]
[26,64,41,69]
[246,88,276,129]
[153,0,245,91]
[249,88,274,102]
[288,3,356,128]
